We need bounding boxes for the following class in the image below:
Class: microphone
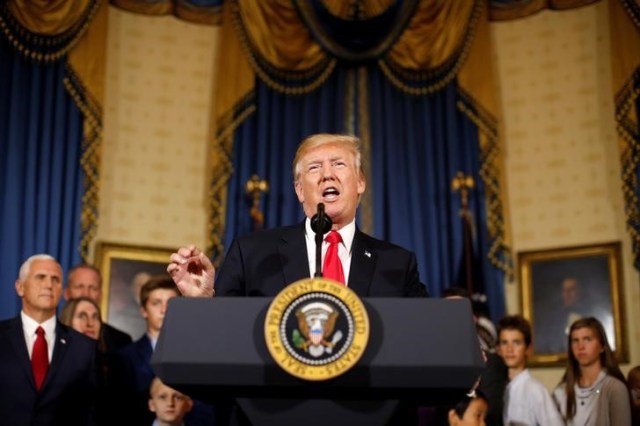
[311,203,332,277]
[311,203,332,234]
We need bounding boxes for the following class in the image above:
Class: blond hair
[292,133,363,183]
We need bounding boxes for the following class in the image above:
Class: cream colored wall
[97,8,218,256]
[492,0,640,389]
[99,3,639,388]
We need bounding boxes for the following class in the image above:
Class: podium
[152,297,485,425]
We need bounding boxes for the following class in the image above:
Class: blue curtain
[222,67,349,245]
[367,67,504,318]
[0,37,84,319]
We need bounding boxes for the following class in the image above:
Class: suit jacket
[214,223,427,425]
[111,334,154,426]
[101,322,132,354]
[0,316,98,426]
[216,222,428,297]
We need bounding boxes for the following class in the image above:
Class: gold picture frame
[518,242,627,367]
[94,242,175,340]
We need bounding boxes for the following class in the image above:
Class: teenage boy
[497,315,563,426]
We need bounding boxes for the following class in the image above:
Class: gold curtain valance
[110,0,222,25]
[0,0,100,62]
[385,1,476,70]
[489,0,600,21]
[229,0,481,97]
[8,0,92,34]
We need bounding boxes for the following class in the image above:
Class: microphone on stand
[311,203,332,278]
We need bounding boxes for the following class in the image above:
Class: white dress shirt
[304,217,355,285]
[504,368,564,426]
[21,311,56,361]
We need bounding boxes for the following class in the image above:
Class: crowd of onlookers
[440,287,640,426]
[1,253,639,425]
[0,254,212,426]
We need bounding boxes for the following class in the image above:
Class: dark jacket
[0,316,98,426]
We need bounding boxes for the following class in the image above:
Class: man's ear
[295,181,304,203]
[357,173,366,196]
[15,279,24,297]
[448,409,459,425]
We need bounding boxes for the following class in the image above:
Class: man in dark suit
[168,133,427,299]
[64,263,133,350]
[0,254,98,425]
[167,133,428,424]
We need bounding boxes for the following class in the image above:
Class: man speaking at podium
[167,133,428,424]
[167,133,428,299]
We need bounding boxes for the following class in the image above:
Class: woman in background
[61,296,112,425]
[552,317,631,425]
[61,296,104,343]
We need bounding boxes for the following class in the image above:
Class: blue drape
[0,37,84,319]
[367,67,504,318]
[222,67,349,246]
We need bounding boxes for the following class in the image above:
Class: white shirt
[304,217,355,285]
[21,311,56,361]
[149,333,158,351]
[504,369,564,426]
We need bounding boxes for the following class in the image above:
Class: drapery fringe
[620,0,640,30]
[358,67,373,236]
[229,0,337,95]
[457,87,513,279]
[64,63,103,263]
[0,0,101,63]
[377,0,482,96]
[208,91,256,262]
[615,66,640,269]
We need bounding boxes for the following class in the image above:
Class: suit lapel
[278,222,310,287]
[7,317,34,389]
[138,335,154,376]
[348,230,376,296]
[42,323,71,392]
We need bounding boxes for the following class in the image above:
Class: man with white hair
[0,254,98,425]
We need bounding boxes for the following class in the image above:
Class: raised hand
[167,245,215,297]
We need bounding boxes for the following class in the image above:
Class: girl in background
[552,317,631,425]
[61,296,112,425]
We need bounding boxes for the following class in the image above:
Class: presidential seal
[264,277,369,381]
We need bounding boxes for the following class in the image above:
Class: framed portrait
[94,242,174,340]
[518,242,627,367]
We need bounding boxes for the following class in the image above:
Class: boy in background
[497,315,563,426]
[112,275,214,425]
[149,376,193,426]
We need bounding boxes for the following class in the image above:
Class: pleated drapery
[0,0,106,318]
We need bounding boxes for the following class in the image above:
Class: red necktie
[32,326,49,391]
[323,230,345,284]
